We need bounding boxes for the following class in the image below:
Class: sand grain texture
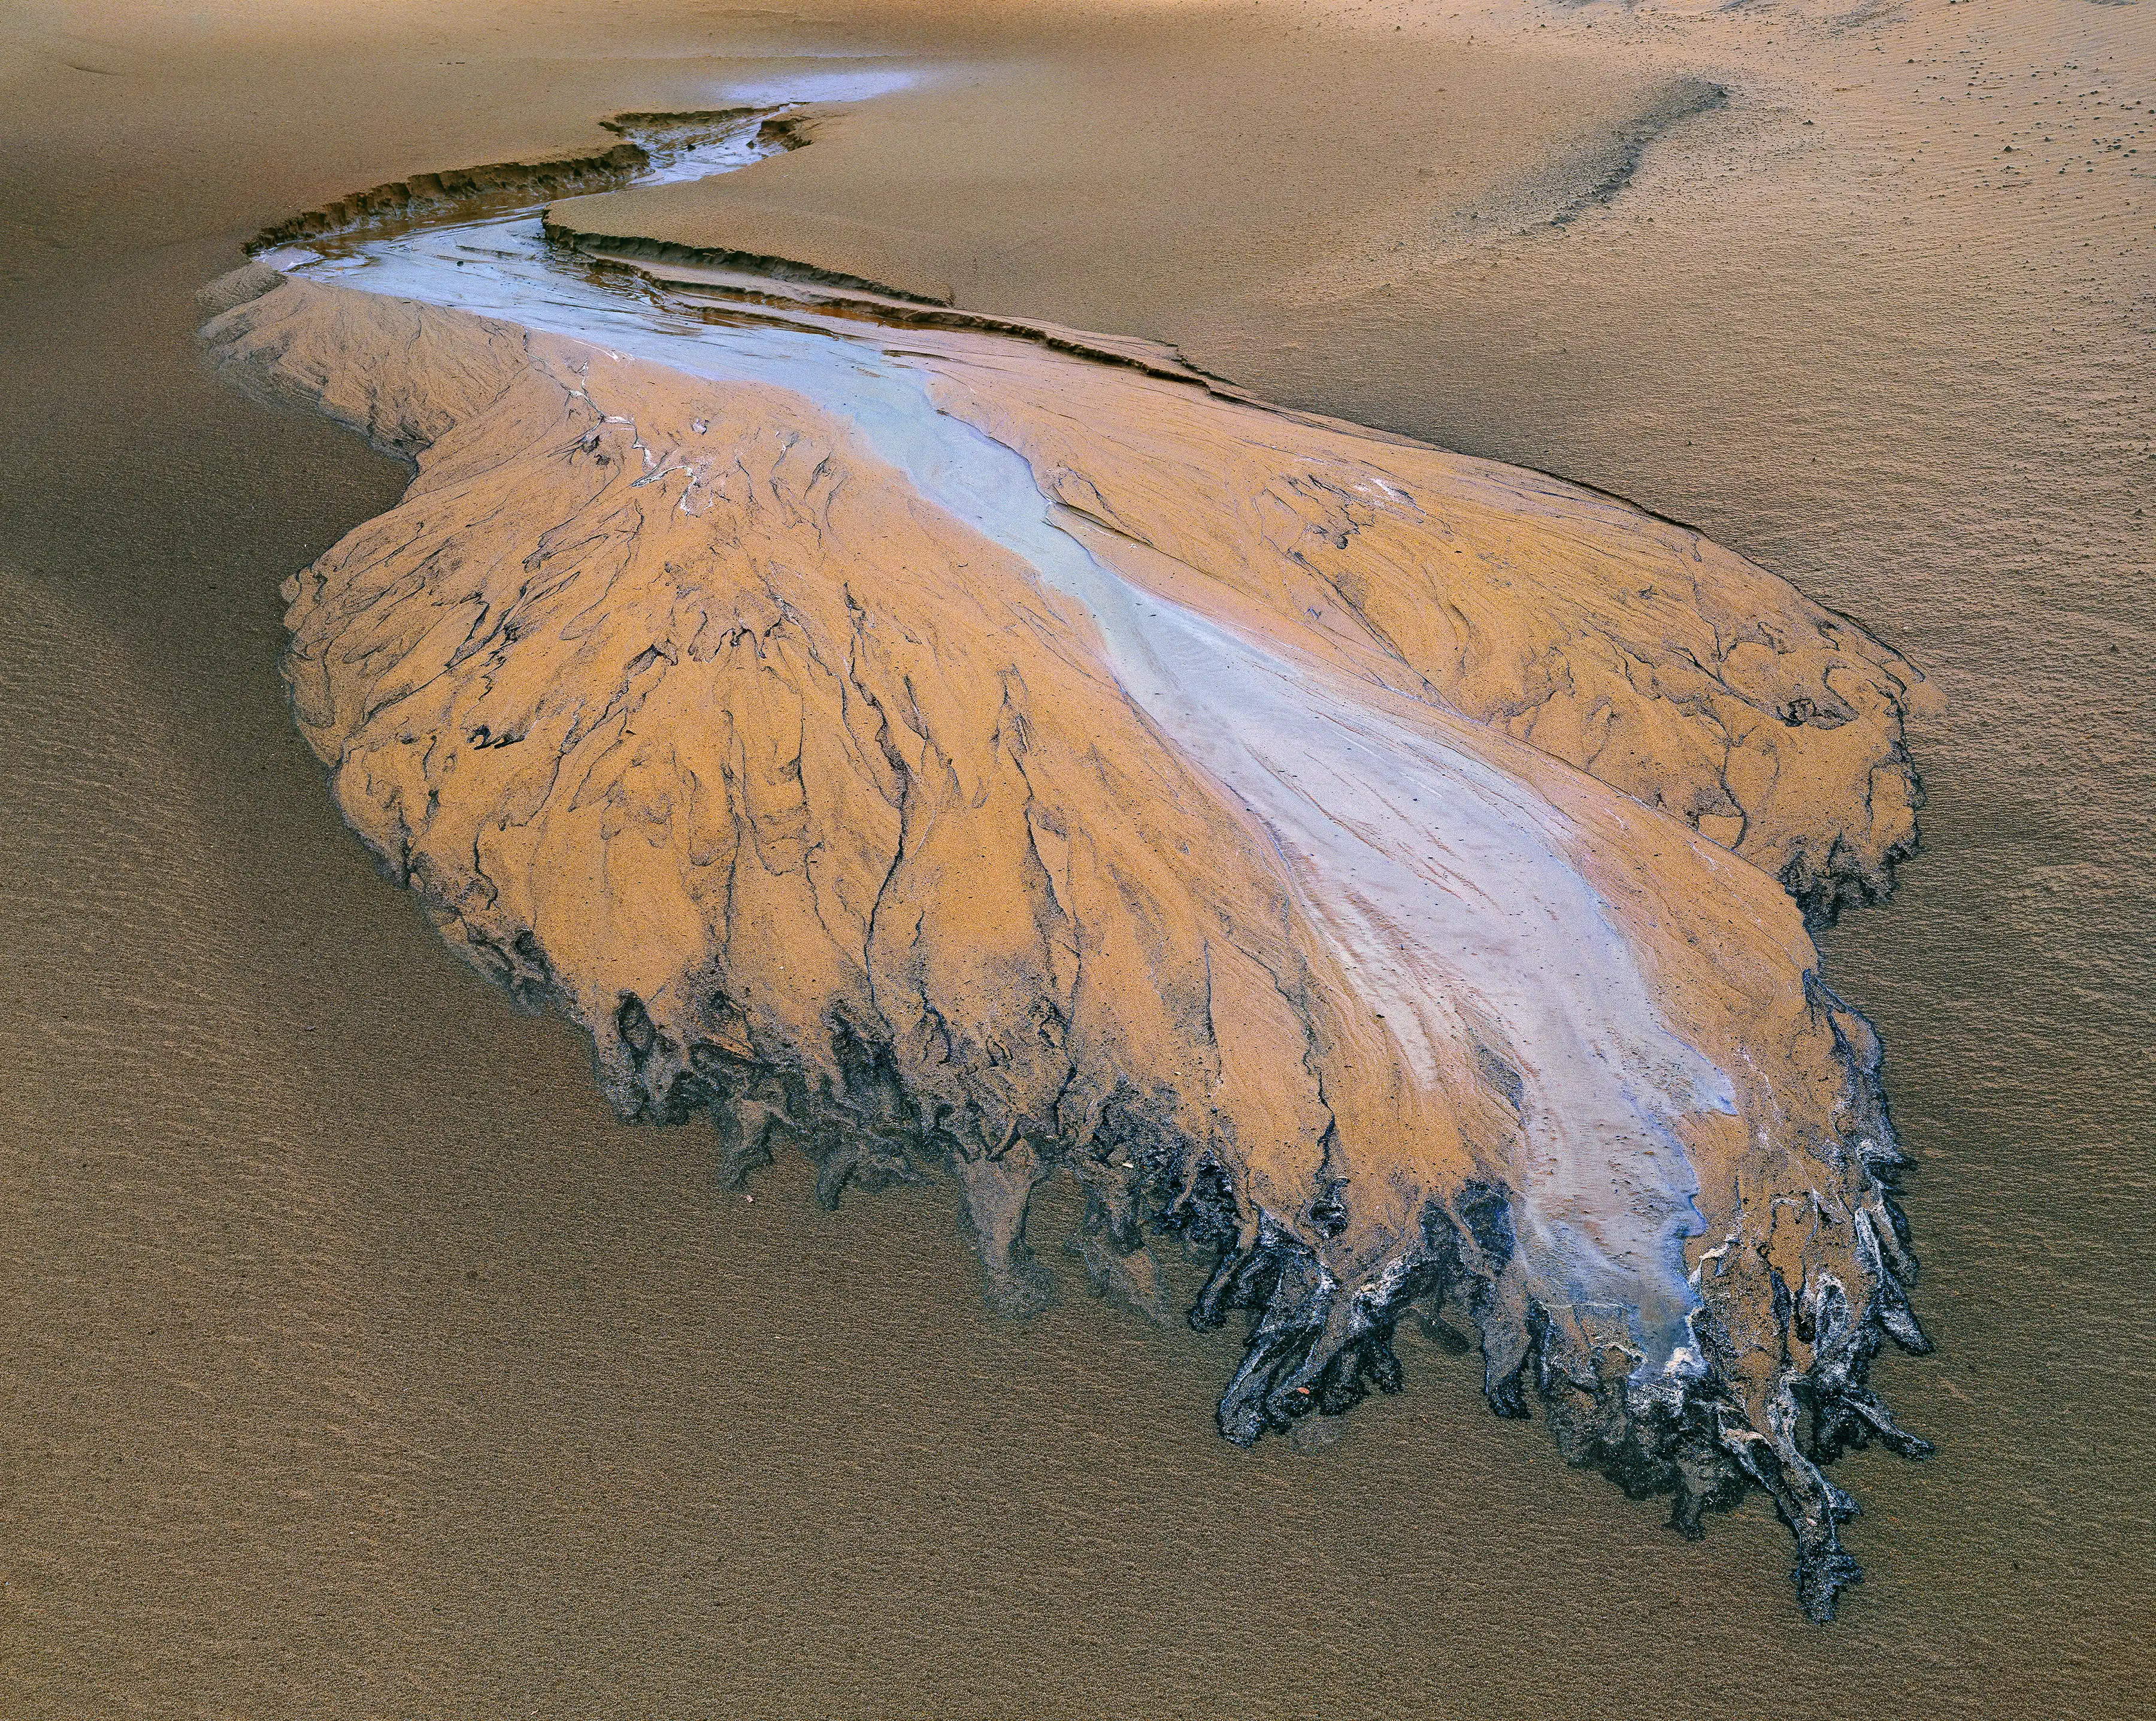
[4,0,2151,1714]
[202,258,1934,1613]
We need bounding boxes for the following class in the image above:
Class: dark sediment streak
[1549,77,1730,228]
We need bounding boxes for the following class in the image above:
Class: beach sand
[2,1,2149,1714]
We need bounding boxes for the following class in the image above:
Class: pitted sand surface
[2,1,2149,1714]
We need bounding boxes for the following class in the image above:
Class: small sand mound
[202,262,1932,1620]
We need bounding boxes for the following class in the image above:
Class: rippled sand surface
[2,1,2149,1716]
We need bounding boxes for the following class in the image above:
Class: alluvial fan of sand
[1,1,2149,1716]
[198,252,1933,1614]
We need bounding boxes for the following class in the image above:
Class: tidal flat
[2,2,2150,1716]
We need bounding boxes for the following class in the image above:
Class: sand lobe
[198,105,1937,1620]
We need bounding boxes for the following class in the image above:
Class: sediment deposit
[197,113,1937,1617]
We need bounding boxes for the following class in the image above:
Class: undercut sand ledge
[546,222,953,308]
[202,111,1937,1620]
[246,111,811,256]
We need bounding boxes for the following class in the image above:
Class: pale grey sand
[1,1,2148,1714]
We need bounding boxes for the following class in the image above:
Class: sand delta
[4,1,2152,1716]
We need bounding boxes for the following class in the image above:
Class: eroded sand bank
[201,102,1936,1611]
[7,1,2152,1713]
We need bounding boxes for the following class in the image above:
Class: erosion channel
[199,101,1937,1622]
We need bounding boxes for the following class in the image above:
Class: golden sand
[6,0,2149,1708]
[203,239,1934,1612]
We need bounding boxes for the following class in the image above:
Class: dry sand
[199,255,1934,1611]
[2,1,2149,1716]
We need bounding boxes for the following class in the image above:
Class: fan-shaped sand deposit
[199,115,1934,1619]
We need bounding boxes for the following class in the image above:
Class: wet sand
[2,1,2150,1716]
